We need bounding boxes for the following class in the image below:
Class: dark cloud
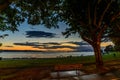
[13,42,77,49]
[5,46,13,47]
[25,31,58,38]
[67,41,93,51]
[14,42,40,46]
[66,41,90,45]
[75,45,93,52]
[13,41,93,52]
[43,46,77,49]
[41,42,61,46]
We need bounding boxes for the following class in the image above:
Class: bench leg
[76,70,81,79]
[76,70,80,75]
[57,71,60,80]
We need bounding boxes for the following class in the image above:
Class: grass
[103,52,120,60]
[0,52,119,68]
[0,56,96,69]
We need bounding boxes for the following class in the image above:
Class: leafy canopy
[0,0,120,39]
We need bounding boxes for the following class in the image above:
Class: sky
[0,22,113,52]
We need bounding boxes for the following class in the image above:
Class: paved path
[50,70,120,80]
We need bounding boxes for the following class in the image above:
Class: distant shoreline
[1,50,93,53]
[1,50,44,52]
[0,51,94,59]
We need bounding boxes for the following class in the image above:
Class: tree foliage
[0,0,63,31]
[0,0,24,31]
[109,19,120,51]
[0,0,120,33]
[61,0,120,42]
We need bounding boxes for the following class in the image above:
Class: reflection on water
[0,52,94,58]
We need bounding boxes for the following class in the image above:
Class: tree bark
[92,41,104,69]
[83,36,104,70]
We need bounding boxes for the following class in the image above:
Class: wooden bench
[51,64,83,79]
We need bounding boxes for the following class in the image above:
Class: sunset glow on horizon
[0,22,113,52]
[0,41,112,52]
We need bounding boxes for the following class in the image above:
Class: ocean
[0,52,94,59]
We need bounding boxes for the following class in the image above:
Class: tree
[0,0,120,71]
[108,19,120,51]
[112,37,120,51]
[61,0,120,70]
[104,45,114,54]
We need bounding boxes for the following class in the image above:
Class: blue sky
[0,21,113,52]
[0,22,86,51]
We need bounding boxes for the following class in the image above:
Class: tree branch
[88,2,91,25]
[99,11,120,38]
[79,21,86,26]
[81,35,93,45]
[116,24,120,31]
[78,30,93,45]
[111,12,120,22]
[98,1,112,27]
[0,3,9,11]
[69,6,87,27]
[93,1,98,27]
[99,24,108,36]
[0,0,14,12]
[97,0,101,4]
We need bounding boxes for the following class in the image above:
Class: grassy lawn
[103,52,120,60]
[0,52,120,68]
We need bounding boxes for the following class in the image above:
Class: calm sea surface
[0,52,94,58]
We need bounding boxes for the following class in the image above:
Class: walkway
[50,70,120,80]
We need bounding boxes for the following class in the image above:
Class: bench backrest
[54,64,82,71]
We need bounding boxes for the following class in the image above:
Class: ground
[0,67,51,80]
[0,52,120,80]
[1,60,120,80]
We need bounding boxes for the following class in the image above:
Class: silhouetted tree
[104,45,114,54]
[108,19,120,51]
[110,37,120,51]
[60,0,120,70]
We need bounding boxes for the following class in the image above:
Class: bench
[51,64,83,79]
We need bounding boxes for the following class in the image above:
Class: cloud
[13,41,93,52]
[66,42,93,51]
[66,41,90,45]
[13,42,77,50]
[43,45,76,49]
[14,42,40,46]
[4,46,14,47]
[25,31,58,38]
[75,45,93,52]
[42,42,61,45]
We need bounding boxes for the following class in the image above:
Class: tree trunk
[92,40,104,70]
[82,35,108,72]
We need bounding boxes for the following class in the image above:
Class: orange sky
[1,42,77,51]
[0,41,113,52]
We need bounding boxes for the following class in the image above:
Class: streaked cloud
[66,41,89,45]
[25,31,58,38]
[4,46,14,47]
[14,42,40,46]
[13,41,94,52]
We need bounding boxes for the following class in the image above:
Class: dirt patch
[0,67,51,80]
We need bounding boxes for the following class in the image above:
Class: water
[0,52,94,58]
